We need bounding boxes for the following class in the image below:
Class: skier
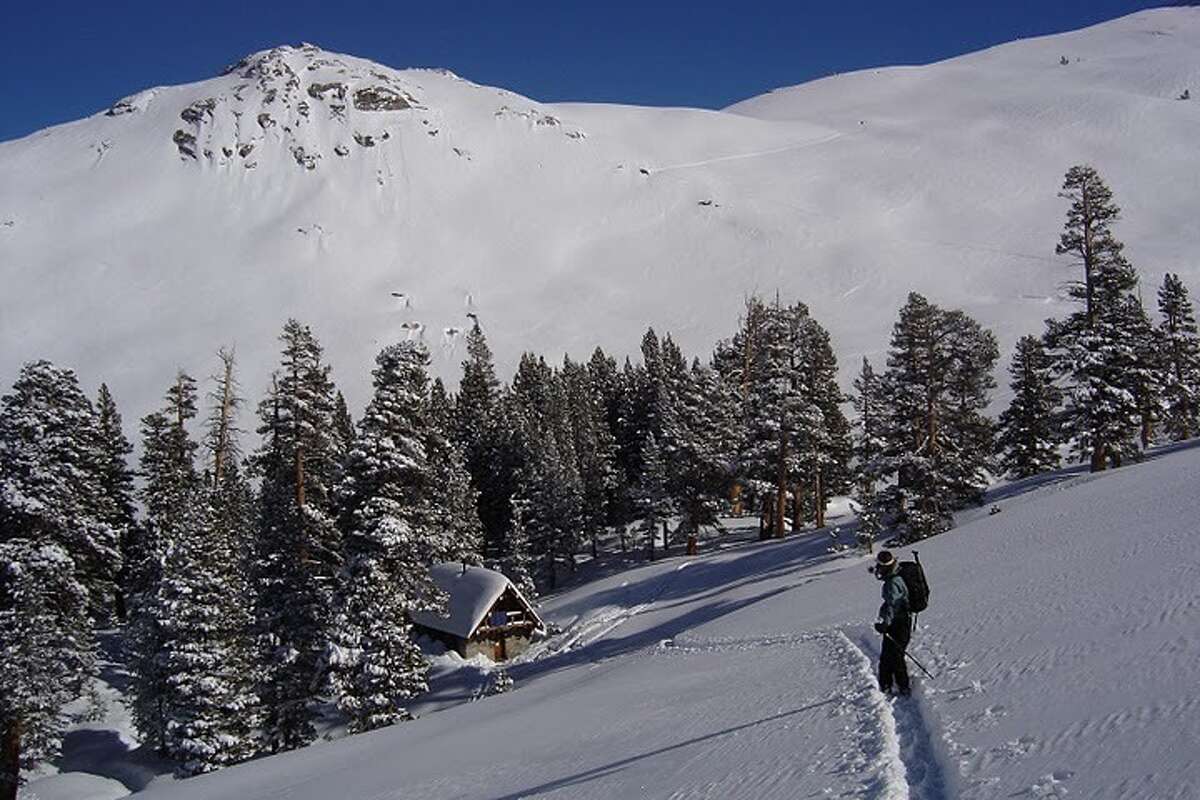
[872,550,911,696]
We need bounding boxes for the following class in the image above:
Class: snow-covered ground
[3,9,1200,425]
[44,441,1187,800]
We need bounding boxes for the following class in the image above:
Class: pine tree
[95,384,137,620]
[997,336,1063,478]
[740,301,822,539]
[1046,165,1142,471]
[325,342,444,733]
[1124,296,1163,451]
[791,312,851,529]
[942,310,999,503]
[562,357,618,559]
[148,349,260,775]
[510,356,583,589]
[499,502,537,599]
[1,540,95,800]
[0,361,121,620]
[454,323,519,560]
[251,320,343,752]
[427,379,483,564]
[1157,273,1200,440]
[851,358,887,552]
[632,432,673,559]
[332,391,356,469]
[128,372,201,755]
[877,294,998,539]
[661,359,737,546]
[587,348,634,532]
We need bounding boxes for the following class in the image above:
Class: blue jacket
[879,573,909,627]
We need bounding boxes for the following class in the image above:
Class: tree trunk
[661,520,670,556]
[813,470,825,529]
[294,445,306,507]
[591,534,598,560]
[791,484,803,531]
[214,349,236,484]
[647,522,655,561]
[1,718,19,800]
[1090,439,1107,473]
[730,483,743,516]
[774,433,788,539]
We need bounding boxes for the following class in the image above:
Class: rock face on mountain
[1,9,1199,428]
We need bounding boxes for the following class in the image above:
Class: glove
[874,622,887,634]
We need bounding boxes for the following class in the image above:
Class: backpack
[897,553,930,614]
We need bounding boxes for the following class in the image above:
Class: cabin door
[493,637,507,661]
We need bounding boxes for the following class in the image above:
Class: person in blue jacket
[873,550,911,695]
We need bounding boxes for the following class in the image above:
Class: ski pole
[884,632,936,680]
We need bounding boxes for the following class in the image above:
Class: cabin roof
[411,563,541,639]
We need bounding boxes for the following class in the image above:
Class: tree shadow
[488,696,839,800]
[57,729,170,791]
[512,577,820,683]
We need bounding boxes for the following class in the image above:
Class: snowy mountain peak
[106,43,434,170]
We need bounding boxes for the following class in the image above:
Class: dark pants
[879,615,911,694]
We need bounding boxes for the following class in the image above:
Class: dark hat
[876,550,896,567]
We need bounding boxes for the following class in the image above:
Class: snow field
[42,442,1200,799]
[4,10,1200,432]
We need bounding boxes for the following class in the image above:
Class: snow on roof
[411,563,541,639]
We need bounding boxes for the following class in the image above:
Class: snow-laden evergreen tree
[324,341,445,733]
[427,378,483,564]
[851,358,887,552]
[740,300,823,538]
[0,361,120,619]
[499,501,537,599]
[1,539,95,800]
[454,323,520,560]
[251,320,344,752]
[1157,273,1200,440]
[562,357,619,559]
[128,371,200,755]
[509,355,583,589]
[147,349,260,776]
[331,390,356,479]
[587,347,634,531]
[996,336,1063,478]
[613,357,650,535]
[942,309,1000,504]
[852,358,886,479]
[791,311,851,529]
[1045,165,1143,471]
[632,432,673,559]
[95,384,137,619]
[1124,296,1164,450]
[661,359,739,545]
[877,294,998,539]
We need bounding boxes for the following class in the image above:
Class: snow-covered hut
[411,563,544,661]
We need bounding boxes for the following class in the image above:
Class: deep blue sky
[0,0,1172,142]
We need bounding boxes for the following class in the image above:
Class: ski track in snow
[837,630,953,800]
[526,561,694,658]
[646,132,843,174]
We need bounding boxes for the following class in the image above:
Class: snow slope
[3,10,1200,422]
[111,441,1200,800]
